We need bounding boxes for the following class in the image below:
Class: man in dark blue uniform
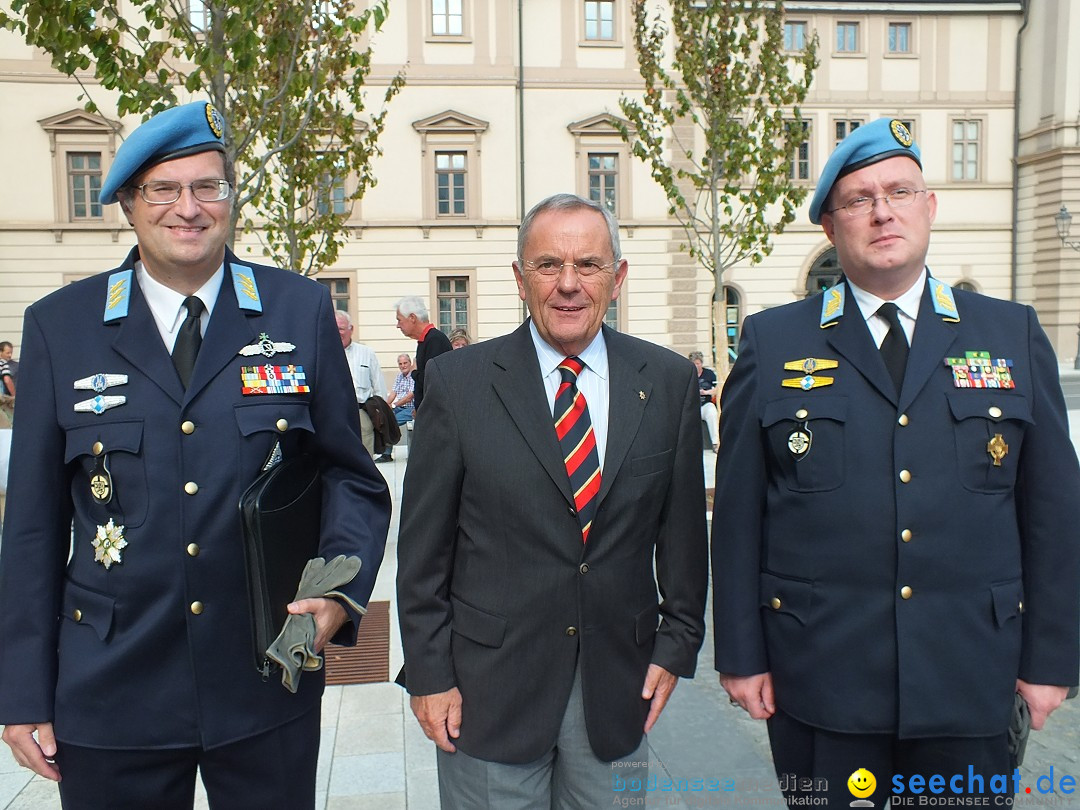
[0,102,391,808]
[714,119,1080,807]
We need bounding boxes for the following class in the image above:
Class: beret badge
[206,103,224,139]
[889,119,913,148]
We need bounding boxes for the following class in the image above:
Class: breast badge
[944,351,1015,389]
[788,427,812,459]
[90,455,113,504]
[74,395,126,415]
[74,373,128,393]
[92,519,127,569]
[238,332,296,359]
[782,358,838,390]
[987,433,1009,467]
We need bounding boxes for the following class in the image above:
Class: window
[435,152,467,217]
[413,110,488,222]
[604,299,619,330]
[834,119,862,147]
[954,280,978,292]
[432,0,463,36]
[316,154,348,216]
[724,286,742,363]
[588,153,618,215]
[584,1,614,41]
[888,22,911,53]
[68,152,103,220]
[836,21,859,53]
[437,276,470,335]
[188,0,209,30]
[784,21,807,52]
[806,249,842,297]
[316,278,351,313]
[951,120,981,181]
[788,120,811,181]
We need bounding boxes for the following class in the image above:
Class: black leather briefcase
[239,452,322,677]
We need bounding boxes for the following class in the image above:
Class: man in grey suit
[396,194,708,808]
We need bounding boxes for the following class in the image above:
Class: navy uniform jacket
[397,323,708,763]
[0,246,391,749]
[713,278,1080,738]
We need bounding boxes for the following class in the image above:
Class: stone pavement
[3,387,1080,809]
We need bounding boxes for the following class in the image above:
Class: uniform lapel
[183,272,258,403]
[897,282,959,411]
[597,328,650,505]
[825,283,897,403]
[491,322,576,507]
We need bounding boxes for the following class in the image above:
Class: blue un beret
[808,118,921,224]
[100,101,226,205]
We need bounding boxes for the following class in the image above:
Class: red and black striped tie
[554,356,602,543]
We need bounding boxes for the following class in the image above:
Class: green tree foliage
[618,0,817,369]
[1,0,404,275]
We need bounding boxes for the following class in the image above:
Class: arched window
[806,248,842,297]
[724,286,742,362]
[954,280,977,292]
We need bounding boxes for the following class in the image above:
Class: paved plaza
[2,372,1080,809]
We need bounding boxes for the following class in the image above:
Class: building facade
[5,0,1078,380]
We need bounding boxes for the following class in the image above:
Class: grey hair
[516,193,621,263]
[335,309,353,327]
[688,351,704,362]
[397,353,412,363]
[395,296,429,320]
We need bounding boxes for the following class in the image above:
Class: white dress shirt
[343,342,385,403]
[136,261,225,353]
[847,267,926,349]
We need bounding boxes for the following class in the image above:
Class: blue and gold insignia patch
[782,375,834,390]
[820,284,845,328]
[929,278,960,322]
[944,351,1015,389]
[784,357,839,374]
[230,264,263,313]
[103,270,133,322]
[241,364,310,395]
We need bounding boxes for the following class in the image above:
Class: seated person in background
[689,351,719,452]
[378,354,416,463]
[449,328,471,349]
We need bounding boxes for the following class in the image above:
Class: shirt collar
[847,267,926,324]
[528,320,609,380]
[136,260,225,334]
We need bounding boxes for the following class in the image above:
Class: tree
[618,0,818,372]
[1,0,405,275]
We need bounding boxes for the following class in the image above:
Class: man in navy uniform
[0,101,391,808]
[713,119,1080,806]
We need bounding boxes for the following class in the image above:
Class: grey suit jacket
[396,321,708,763]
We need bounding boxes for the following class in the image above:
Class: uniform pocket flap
[946,392,1033,424]
[62,579,116,641]
[64,420,143,464]
[761,395,848,428]
[990,579,1024,628]
[450,594,507,648]
[635,604,659,644]
[234,401,314,437]
[759,571,812,625]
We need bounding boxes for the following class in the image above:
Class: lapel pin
[639,391,646,400]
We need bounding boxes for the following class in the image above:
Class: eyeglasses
[828,187,926,217]
[134,179,232,205]
[522,259,615,277]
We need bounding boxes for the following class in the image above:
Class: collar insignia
[230,264,263,312]
[103,270,133,323]
[820,284,845,328]
[929,278,959,322]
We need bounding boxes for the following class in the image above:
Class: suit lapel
[597,329,650,505]
[491,323,576,506]
[897,283,959,411]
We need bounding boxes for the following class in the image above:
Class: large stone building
[2,0,1078,377]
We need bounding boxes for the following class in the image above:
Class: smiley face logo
[848,768,877,799]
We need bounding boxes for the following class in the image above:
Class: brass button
[565,626,577,636]
[900,586,913,600]
[1018,601,1024,613]
[92,441,104,456]
[579,563,590,574]
[988,406,1002,419]
[186,543,200,557]
[73,609,82,622]
[276,418,289,432]
[770,597,782,610]
[181,420,195,435]
[190,601,204,615]
[795,408,808,420]
[898,414,909,427]
[899,469,911,483]
[901,529,912,543]
[184,481,199,495]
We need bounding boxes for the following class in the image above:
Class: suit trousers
[436,664,649,809]
[54,706,320,810]
[358,406,375,457]
[767,709,1011,809]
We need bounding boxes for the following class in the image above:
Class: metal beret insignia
[890,119,913,148]
[206,103,224,139]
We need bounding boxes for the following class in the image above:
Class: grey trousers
[358,407,375,457]
[436,666,648,809]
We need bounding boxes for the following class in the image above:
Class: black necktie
[172,296,205,388]
[877,302,908,393]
